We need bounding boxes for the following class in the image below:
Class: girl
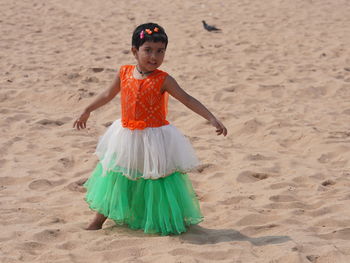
[73,23,227,236]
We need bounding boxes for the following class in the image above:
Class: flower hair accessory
[140,30,145,39]
[141,27,159,38]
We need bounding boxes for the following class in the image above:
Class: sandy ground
[1,0,350,262]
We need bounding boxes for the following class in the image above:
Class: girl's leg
[86,212,107,230]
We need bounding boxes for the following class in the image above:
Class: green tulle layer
[83,162,204,236]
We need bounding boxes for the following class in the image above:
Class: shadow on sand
[179,225,292,246]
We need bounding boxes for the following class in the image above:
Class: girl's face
[132,41,166,72]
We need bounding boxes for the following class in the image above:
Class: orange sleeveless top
[119,65,169,130]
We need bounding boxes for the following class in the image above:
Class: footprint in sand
[28,179,66,191]
[28,179,52,191]
[90,67,104,73]
[49,157,75,171]
[321,179,336,187]
[58,157,74,168]
[77,88,96,100]
[36,119,65,126]
[33,229,61,243]
[236,171,272,183]
[66,178,87,193]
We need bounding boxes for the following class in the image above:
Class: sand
[1,0,350,262]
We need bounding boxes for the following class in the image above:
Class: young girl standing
[73,23,227,236]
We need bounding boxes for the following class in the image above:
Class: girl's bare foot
[85,212,107,230]
[85,222,103,230]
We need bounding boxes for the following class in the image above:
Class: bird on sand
[202,20,221,32]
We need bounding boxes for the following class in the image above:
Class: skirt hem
[85,202,204,236]
[84,162,204,236]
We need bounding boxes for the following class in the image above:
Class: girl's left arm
[162,75,227,136]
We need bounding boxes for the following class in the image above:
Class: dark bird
[202,20,221,32]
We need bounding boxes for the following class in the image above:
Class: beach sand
[1,0,350,262]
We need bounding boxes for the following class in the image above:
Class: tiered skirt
[83,119,204,235]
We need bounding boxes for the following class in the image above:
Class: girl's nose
[150,52,157,59]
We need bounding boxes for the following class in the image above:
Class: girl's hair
[132,23,168,50]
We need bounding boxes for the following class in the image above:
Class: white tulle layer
[94,119,200,180]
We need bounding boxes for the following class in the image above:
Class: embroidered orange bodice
[119,65,169,130]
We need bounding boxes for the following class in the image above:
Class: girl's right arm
[162,75,227,136]
[73,72,121,130]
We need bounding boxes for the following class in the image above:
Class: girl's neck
[135,64,154,78]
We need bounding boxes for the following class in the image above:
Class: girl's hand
[73,111,90,130]
[162,76,228,137]
[210,118,227,136]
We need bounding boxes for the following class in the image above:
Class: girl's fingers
[215,123,227,136]
[73,115,88,130]
[222,127,227,136]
